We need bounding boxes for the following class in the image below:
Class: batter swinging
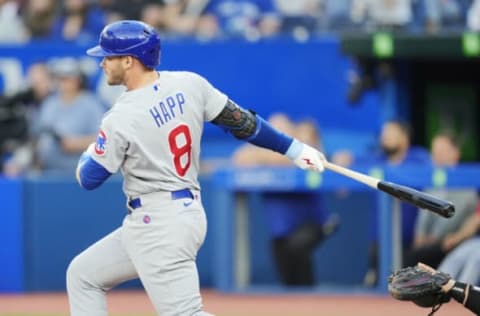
[69,20,326,316]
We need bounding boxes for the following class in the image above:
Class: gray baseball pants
[66,190,213,315]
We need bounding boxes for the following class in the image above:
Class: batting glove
[286,139,326,172]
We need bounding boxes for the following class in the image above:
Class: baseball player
[69,20,326,316]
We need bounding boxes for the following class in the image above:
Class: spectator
[322,0,354,31]
[37,58,104,172]
[1,62,53,175]
[0,0,28,43]
[5,58,104,175]
[197,0,280,41]
[422,0,464,33]
[21,0,57,40]
[368,120,431,286]
[333,120,431,286]
[101,0,164,22]
[332,120,430,167]
[350,0,413,31]
[51,0,107,44]
[438,202,480,285]
[347,0,413,106]
[374,120,429,164]
[467,0,480,31]
[157,0,212,38]
[94,0,123,23]
[140,2,166,32]
[273,0,322,37]
[403,130,478,268]
[233,114,338,286]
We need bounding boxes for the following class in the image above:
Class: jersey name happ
[149,92,185,127]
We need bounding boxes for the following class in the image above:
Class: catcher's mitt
[388,266,451,316]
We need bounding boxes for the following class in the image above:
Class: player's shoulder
[160,70,209,84]
[100,106,125,128]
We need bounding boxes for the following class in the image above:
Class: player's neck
[124,70,159,91]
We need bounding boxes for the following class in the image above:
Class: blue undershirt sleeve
[245,115,295,155]
[78,156,112,190]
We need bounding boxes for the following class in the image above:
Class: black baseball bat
[377,181,455,218]
[323,161,455,218]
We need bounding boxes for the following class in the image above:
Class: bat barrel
[378,181,455,218]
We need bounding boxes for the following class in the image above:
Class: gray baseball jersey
[92,70,227,197]
[67,70,225,316]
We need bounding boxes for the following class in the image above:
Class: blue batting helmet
[86,20,161,69]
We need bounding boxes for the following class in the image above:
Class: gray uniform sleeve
[193,72,228,122]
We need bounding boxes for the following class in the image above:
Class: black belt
[128,188,194,210]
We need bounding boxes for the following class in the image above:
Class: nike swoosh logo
[183,200,193,207]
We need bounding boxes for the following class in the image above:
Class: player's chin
[107,77,122,86]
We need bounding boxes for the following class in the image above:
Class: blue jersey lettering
[149,106,164,127]
[176,93,185,113]
[149,92,186,127]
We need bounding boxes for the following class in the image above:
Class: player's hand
[291,142,326,172]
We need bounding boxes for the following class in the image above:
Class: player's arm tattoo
[211,99,257,139]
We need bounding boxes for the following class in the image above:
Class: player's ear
[123,56,134,69]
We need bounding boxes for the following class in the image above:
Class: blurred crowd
[0,0,480,288]
[0,0,478,45]
[0,57,105,176]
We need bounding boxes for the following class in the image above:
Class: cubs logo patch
[94,130,107,156]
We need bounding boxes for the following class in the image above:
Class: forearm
[76,144,111,190]
[211,99,293,154]
[448,282,480,315]
[213,99,326,171]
